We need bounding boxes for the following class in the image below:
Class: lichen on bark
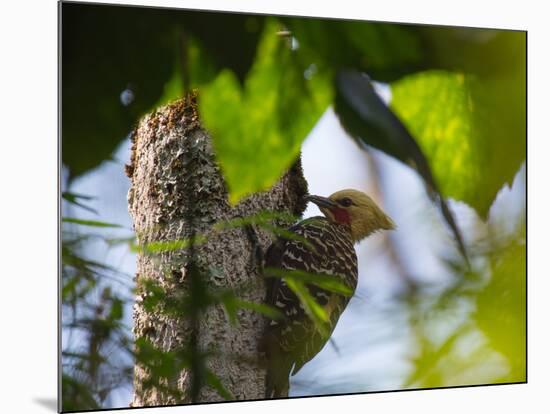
[127,94,308,406]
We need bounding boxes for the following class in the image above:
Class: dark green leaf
[63,5,262,178]
[213,211,297,230]
[205,369,234,400]
[214,211,312,247]
[62,192,98,214]
[218,293,239,326]
[334,70,468,262]
[234,299,284,320]
[200,19,332,204]
[132,235,207,254]
[259,224,314,250]
[62,4,175,178]
[286,18,426,82]
[476,239,526,382]
[62,218,122,228]
[109,298,124,321]
[265,267,353,296]
[284,278,329,337]
[62,374,100,411]
[139,279,176,315]
[134,337,186,379]
[390,69,525,218]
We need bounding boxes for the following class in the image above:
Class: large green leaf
[390,68,525,218]
[199,19,332,204]
[62,374,100,411]
[62,217,122,228]
[62,4,175,178]
[476,239,526,382]
[305,26,523,253]
[286,19,426,82]
[333,70,468,260]
[205,368,234,400]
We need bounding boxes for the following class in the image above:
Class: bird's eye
[339,197,353,207]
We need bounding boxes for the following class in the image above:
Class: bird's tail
[265,354,292,399]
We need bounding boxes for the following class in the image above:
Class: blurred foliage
[130,208,324,402]
[266,267,354,337]
[333,70,468,260]
[133,270,236,403]
[62,5,173,178]
[200,19,332,203]
[392,72,485,211]
[391,67,525,218]
[198,17,525,212]
[61,208,134,410]
[135,271,282,325]
[62,4,525,220]
[283,18,426,82]
[134,336,234,402]
[476,234,526,381]
[62,4,263,179]
[406,225,526,388]
[62,199,301,408]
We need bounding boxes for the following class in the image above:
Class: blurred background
[60,2,526,410]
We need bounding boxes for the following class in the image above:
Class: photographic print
[60,1,526,411]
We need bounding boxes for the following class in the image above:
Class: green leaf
[62,217,122,228]
[104,236,136,246]
[217,292,239,326]
[134,337,184,380]
[390,69,525,217]
[213,211,313,248]
[154,35,218,108]
[259,224,314,250]
[109,298,124,321]
[200,19,332,204]
[475,239,526,382]
[286,19,425,82]
[284,278,329,337]
[62,4,175,178]
[62,351,107,364]
[138,279,182,316]
[216,289,283,325]
[62,373,100,411]
[234,299,284,320]
[266,267,353,297]
[132,235,207,254]
[62,192,98,214]
[63,5,263,179]
[213,210,297,230]
[205,368,234,400]
[333,70,468,262]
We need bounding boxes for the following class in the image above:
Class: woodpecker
[262,189,395,398]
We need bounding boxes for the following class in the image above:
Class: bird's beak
[305,195,338,209]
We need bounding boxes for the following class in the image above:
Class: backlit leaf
[391,68,525,218]
[200,19,332,204]
[475,239,526,382]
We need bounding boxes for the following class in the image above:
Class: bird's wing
[264,218,357,375]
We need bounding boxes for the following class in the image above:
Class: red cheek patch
[332,208,350,224]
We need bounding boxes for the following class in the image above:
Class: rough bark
[127,95,308,406]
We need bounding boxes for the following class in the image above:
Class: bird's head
[306,189,395,242]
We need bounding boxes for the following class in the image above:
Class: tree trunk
[127,95,308,406]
